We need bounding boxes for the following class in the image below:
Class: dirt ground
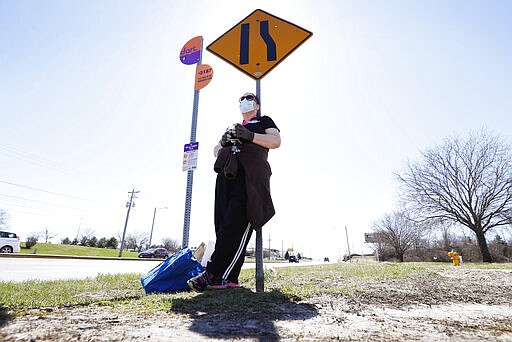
[2,267,512,341]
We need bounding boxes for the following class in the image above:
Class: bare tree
[371,211,426,262]
[162,238,181,255]
[81,228,96,241]
[0,209,9,228]
[41,227,58,243]
[125,232,148,252]
[396,129,512,262]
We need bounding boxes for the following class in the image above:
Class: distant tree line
[0,208,182,254]
[369,213,511,262]
[61,236,119,249]
[60,233,181,255]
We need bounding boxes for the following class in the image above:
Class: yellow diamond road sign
[207,9,312,80]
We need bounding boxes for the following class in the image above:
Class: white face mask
[239,99,255,114]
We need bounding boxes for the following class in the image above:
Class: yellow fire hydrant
[448,250,460,266]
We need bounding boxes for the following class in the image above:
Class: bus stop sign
[206,9,312,80]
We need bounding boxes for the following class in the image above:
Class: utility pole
[74,217,83,243]
[149,207,157,249]
[267,233,271,260]
[149,206,167,249]
[119,189,139,258]
[345,225,351,262]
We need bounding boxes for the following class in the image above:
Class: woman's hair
[248,93,261,116]
[251,93,260,105]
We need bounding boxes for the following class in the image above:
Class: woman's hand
[220,132,232,147]
[234,124,255,142]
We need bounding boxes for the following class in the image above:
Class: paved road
[1,256,324,283]
[0,257,162,282]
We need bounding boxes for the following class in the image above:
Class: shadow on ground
[0,307,10,328]
[171,287,318,341]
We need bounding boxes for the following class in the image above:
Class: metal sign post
[182,90,200,248]
[182,37,202,248]
[206,9,312,292]
[255,80,264,292]
[179,36,214,248]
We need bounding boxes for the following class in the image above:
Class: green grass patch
[0,274,144,309]
[243,262,432,299]
[2,262,511,316]
[19,243,139,258]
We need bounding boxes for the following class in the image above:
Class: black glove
[219,132,232,147]
[234,123,254,142]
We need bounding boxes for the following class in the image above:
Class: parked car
[288,254,299,263]
[138,248,169,259]
[0,231,21,253]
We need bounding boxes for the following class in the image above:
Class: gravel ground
[1,267,512,341]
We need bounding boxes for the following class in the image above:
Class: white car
[0,230,20,253]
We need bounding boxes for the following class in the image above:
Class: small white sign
[182,142,199,171]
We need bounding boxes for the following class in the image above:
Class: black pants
[207,167,253,284]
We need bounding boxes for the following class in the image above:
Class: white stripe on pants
[222,222,251,280]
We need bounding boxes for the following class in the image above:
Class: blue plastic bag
[141,248,204,294]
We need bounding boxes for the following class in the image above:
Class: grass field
[18,242,139,258]
[6,244,512,316]
[0,262,417,310]
[2,261,512,341]
[1,261,510,312]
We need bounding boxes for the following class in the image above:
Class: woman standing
[187,92,281,292]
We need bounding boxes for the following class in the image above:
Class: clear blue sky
[1,0,512,260]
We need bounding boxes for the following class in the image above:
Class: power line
[0,144,148,203]
[0,207,80,220]
[0,143,174,209]
[0,143,76,176]
[0,179,167,209]
[0,180,95,202]
[0,193,113,216]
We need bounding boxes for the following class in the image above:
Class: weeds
[1,262,511,316]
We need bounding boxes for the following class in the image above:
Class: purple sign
[183,142,199,171]
[183,142,199,152]
[180,36,202,65]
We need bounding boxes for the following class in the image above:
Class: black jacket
[214,143,275,230]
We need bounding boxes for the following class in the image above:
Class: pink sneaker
[187,271,214,292]
[209,280,239,289]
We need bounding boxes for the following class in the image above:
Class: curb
[0,253,157,261]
